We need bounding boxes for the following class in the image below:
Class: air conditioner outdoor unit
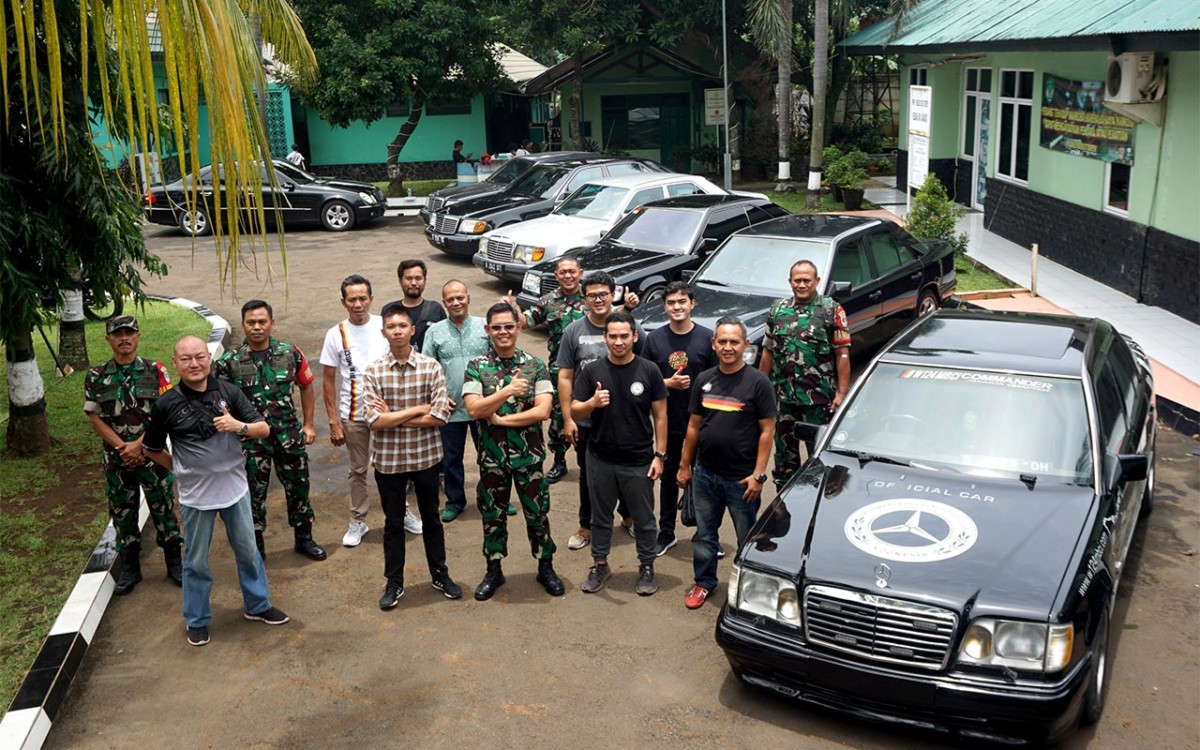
[1106,52,1163,104]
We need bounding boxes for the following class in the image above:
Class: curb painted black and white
[0,297,229,750]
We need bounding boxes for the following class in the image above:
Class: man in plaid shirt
[363,302,464,609]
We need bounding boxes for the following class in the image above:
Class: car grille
[486,238,515,262]
[540,277,560,296]
[434,214,459,234]
[426,196,445,213]
[803,585,958,670]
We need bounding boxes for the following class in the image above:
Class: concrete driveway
[44,217,1200,749]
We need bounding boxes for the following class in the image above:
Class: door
[659,94,690,170]
[828,238,881,338]
[863,229,920,338]
[962,68,992,210]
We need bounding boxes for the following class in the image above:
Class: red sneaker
[684,585,710,610]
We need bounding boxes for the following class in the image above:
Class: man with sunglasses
[144,336,288,647]
[461,302,564,600]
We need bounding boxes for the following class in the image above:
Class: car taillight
[144,192,157,206]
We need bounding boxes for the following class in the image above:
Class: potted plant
[905,174,969,255]
[828,149,870,210]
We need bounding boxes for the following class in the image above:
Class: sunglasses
[489,323,517,332]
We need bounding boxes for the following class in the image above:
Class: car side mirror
[283,181,296,192]
[1104,452,1148,486]
[681,269,696,282]
[830,280,852,296]
[793,422,825,445]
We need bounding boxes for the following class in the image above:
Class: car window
[273,161,314,184]
[696,235,831,294]
[831,240,870,287]
[890,225,924,261]
[509,166,570,198]
[667,182,700,197]
[567,166,606,192]
[605,206,703,253]
[866,231,905,276]
[703,207,750,241]
[555,185,631,220]
[606,162,643,176]
[746,204,790,222]
[831,363,1093,483]
[1107,337,1141,419]
[630,186,665,210]
[1094,363,1129,453]
[488,158,532,184]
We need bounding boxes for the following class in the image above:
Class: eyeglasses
[585,292,611,301]
[489,323,517,332]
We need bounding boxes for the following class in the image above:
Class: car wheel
[1140,427,1156,518]
[321,199,355,232]
[917,288,940,317]
[640,284,666,306]
[179,208,211,237]
[1081,606,1111,725]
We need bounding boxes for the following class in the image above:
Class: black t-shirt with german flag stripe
[689,365,778,480]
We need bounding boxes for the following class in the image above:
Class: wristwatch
[753,472,768,483]
[653,451,667,460]
[238,422,249,436]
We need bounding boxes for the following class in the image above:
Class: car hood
[566,243,675,277]
[493,214,603,246]
[430,182,505,202]
[742,456,1093,620]
[447,191,542,217]
[637,282,778,334]
[311,177,379,194]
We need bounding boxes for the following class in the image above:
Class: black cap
[106,315,139,334]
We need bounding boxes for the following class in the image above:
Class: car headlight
[466,220,490,234]
[357,192,377,205]
[613,284,626,302]
[512,244,545,263]
[742,343,759,365]
[730,565,801,628]
[958,619,1074,672]
[522,272,542,295]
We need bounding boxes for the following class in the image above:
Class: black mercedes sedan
[423,156,667,257]
[515,194,788,308]
[144,160,386,236]
[634,214,957,363]
[716,309,1156,746]
[419,151,591,224]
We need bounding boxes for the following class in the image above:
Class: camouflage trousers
[104,463,181,552]
[773,401,830,490]
[245,439,313,532]
[546,367,569,457]
[477,463,557,561]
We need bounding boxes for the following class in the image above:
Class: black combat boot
[473,559,506,601]
[255,530,267,561]
[536,558,565,597]
[293,522,328,561]
[163,540,184,587]
[114,542,143,596]
[545,453,569,484]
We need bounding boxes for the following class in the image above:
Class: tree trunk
[5,317,52,457]
[775,0,793,188]
[385,91,427,197]
[825,51,854,140]
[568,51,583,149]
[806,0,830,210]
[58,270,89,374]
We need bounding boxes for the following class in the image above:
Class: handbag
[678,480,697,528]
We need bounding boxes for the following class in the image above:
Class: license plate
[432,234,445,245]
[484,261,504,275]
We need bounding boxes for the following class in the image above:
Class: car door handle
[869,291,883,301]
[909,272,922,281]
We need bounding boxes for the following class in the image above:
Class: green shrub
[825,148,870,189]
[906,174,970,255]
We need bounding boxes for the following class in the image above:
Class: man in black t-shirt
[391,259,447,354]
[641,282,714,556]
[678,316,777,610]
[571,311,667,596]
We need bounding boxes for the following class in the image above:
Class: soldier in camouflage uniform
[214,300,327,562]
[508,256,640,483]
[758,260,851,489]
[83,315,182,595]
[461,302,565,600]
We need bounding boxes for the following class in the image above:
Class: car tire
[917,288,940,317]
[179,208,211,237]
[640,284,666,306]
[1081,606,1111,726]
[1139,427,1156,518]
[321,199,356,232]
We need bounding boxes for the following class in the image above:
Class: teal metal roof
[842,0,1200,52]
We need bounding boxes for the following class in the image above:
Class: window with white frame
[997,69,1034,182]
[1105,162,1131,214]
[961,67,992,158]
[909,67,929,87]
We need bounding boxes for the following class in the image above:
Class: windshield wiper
[695,278,729,287]
[825,448,911,468]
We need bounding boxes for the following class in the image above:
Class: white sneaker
[342,520,368,547]
[403,508,423,535]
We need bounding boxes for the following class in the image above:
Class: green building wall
[304,95,488,166]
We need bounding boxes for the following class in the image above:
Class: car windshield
[508,166,570,198]
[272,161,316,184]
[829,363,1093,484]
[604,207,703,253]
[696,236,831,293]
[486,158,530,185]
[554,184,630,220]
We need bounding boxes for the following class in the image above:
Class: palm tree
[806,0,829,209]
[749,0,796,189]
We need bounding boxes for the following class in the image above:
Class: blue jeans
[691,463,761,592]
[440,421,480,512]
[180,491,272,628]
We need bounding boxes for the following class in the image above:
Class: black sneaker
[379,584,404,610]
[636,564,658,596]
[546,458,568,484]
[655,533,678,557]
[243,606,289,625]
[432,574,463,600]
[580,563,611,593]
[187,626,209,646]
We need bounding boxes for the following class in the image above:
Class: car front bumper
[715,607,1089,746]
[470,251,535,283]
[424,227,483,257]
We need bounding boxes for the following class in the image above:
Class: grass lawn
[371,178,454,196]
[955,256,1017,293]
[768,190,880,214]
[0,300,209,708]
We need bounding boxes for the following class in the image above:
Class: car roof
[642,194,771,210]
[529,156,653,171]
[577,173,707,190]
[739,214,879,240]
[879,309,1107,378]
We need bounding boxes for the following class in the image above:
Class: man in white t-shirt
[321,275,421,547]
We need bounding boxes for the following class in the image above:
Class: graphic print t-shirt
[689,365,777,479]
[642,324,715,434]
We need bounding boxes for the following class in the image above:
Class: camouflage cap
[106,315,139,334]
